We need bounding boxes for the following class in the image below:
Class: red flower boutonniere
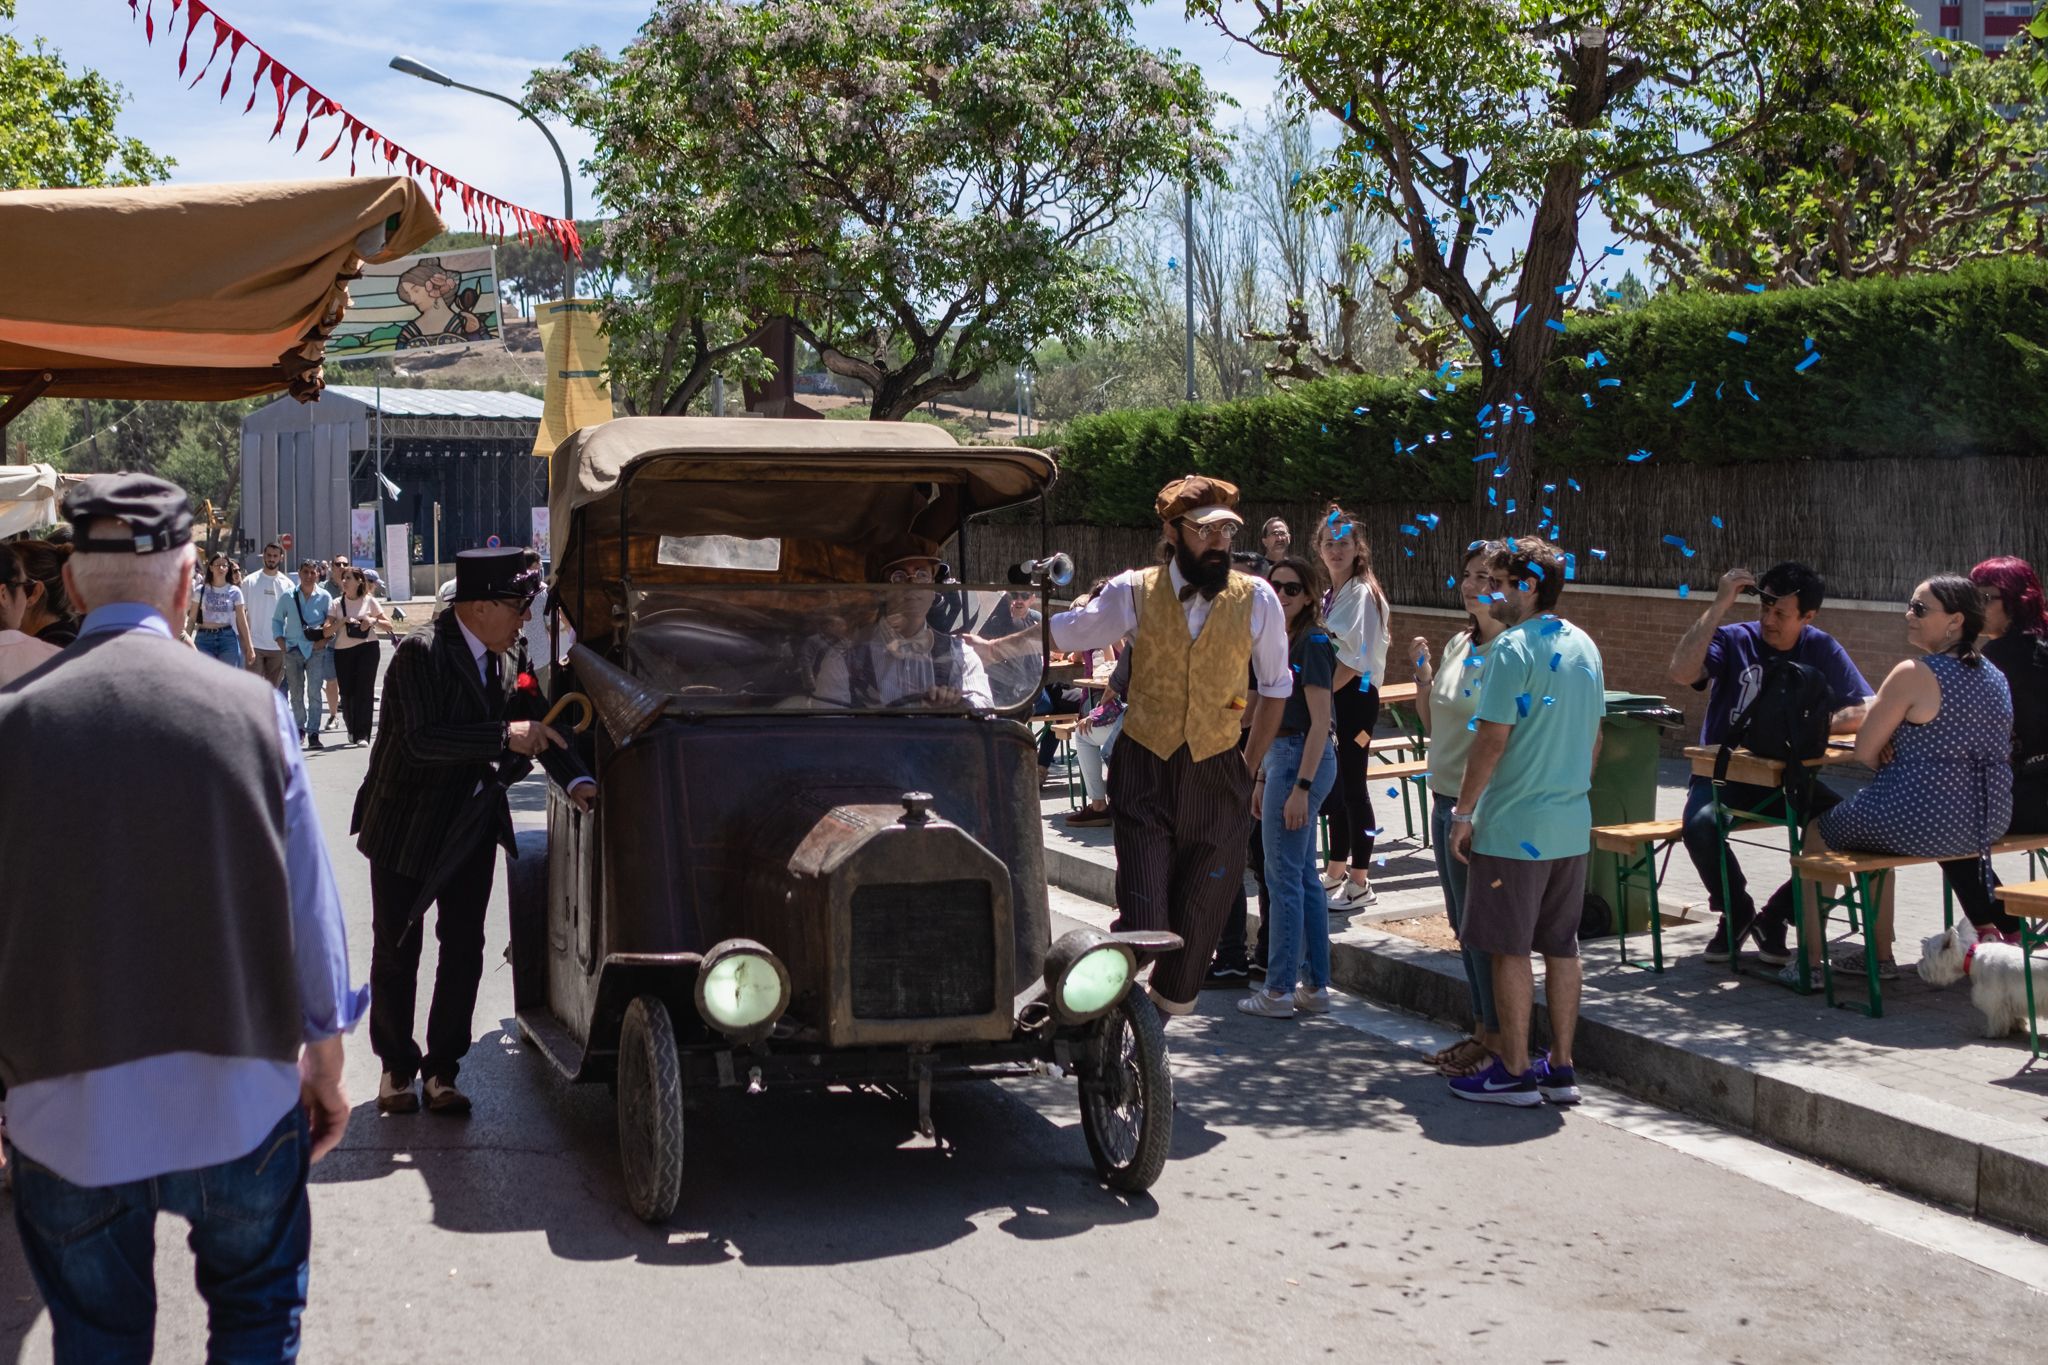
[514,671,539,696]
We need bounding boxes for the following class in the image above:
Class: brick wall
[1380,586,1910,754]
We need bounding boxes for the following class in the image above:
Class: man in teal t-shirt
[1445,537,1605,1108]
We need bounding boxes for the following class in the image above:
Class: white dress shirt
[1325,577,1391,685]
[1052,563,1293,699]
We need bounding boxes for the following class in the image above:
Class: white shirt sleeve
[1248,577,1293,699]
[1362,586,1390,686]
[958,642,994,709]
[1051,570,1141,654]
[1326,580,1369,675]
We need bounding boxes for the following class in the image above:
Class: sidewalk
[1037,757,2048,1239]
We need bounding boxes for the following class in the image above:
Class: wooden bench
[1788,849,1941,1017]
[1367,735,1424,761]
[1994,879,2048,1061]
[1371,757,1432,848]
[1590,816,1767,975]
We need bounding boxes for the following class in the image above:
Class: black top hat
[452,547,541,606]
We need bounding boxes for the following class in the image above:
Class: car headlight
[694,939,790,1038]
[1043,929,1136,1024]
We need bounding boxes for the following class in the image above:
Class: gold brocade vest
[1120,565,1255,763]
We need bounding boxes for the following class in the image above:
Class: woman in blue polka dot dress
[1789,576,2013,983]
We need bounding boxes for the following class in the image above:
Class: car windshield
[624,584,1051,715]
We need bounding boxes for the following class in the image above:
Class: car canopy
[0,177,443,405]
[551,416,1057,608]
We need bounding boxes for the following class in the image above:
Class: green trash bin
[1584,691,1686,936]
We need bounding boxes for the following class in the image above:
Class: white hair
[65,528,195,618]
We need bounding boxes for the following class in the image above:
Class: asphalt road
[8,710,2048,1362]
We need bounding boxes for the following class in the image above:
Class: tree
[1612,41,2048,290]
[1195,0,1930,508]
[533,0,1220,420]
[0,0,170,189]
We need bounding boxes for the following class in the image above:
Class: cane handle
[542,691,594,735]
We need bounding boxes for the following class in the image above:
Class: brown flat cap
[1155,474,1243,527]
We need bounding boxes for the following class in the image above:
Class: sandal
[1429,1039,1493,1077]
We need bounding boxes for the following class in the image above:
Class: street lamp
[389,55,577,302]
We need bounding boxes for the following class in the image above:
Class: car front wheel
[616,995,684,1221]
[1077,991,1172,1193]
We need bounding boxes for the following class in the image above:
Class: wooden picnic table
[1682,737,1862,790]
[1376,681,1418,707]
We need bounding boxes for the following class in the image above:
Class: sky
[13,0,1288,226]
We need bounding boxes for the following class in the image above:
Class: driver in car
[813,543,993,710]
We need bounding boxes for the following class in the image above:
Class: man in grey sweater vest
[0,474,367,1361]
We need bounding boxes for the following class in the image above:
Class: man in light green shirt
[1445,538,1605,1108]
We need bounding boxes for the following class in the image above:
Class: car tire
[505,830,548,1010]
[1078,991,1173,1193]
[616,995,685,1222]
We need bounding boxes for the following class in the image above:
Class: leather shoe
[423,1076,472,1116]
[377,1073,419,1114]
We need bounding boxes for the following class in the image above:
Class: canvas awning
[0,178,444,405]
[0,463,69,538]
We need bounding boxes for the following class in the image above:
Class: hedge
[1051,259,2048,525]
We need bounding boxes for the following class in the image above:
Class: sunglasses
[1906,599,1933,618]
[1270,579,1308,597]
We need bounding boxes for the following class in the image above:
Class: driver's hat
[873,536,948,581]
[1155,473,1243,528]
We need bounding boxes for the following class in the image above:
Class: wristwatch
[1295,777,1314,792]
[1450,810,1474,825]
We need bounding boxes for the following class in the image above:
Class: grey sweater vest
[0,627,300,1088]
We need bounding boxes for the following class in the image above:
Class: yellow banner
[533,298,611,458]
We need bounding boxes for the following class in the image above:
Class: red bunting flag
[119,0,581,259]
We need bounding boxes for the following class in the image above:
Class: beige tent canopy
[0,178,444,413]
[0,463,75,539]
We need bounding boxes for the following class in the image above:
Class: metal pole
[372,380,386,581]
[711,373,725,416]
[441,79,577,301]
[1184,134,1196,403]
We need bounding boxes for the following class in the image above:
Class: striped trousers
[1107,738,1254,1009]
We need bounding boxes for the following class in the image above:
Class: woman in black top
[1941,555,2048,939]
[1238,556,1342,1019]
[11,539,79,647]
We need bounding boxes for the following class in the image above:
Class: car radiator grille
[848,880,997,1019]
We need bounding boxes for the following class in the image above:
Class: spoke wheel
[1077,992,1173,1193]
[616,996,684,1222]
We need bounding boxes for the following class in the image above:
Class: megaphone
[1008,553,1075,588]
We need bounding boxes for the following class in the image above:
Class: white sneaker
[1293,985,1331,1014]
[1328,880,1377,910]
[1318,870,1346,892]
[1235,990,1297,1019]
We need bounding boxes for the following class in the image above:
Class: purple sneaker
[1534,1057,1581,1106]
[1447,1057,1541,1107]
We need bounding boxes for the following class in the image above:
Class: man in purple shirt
[1667,561,1874,965]
[0,475,365,1362]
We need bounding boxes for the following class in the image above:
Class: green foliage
[532,0,1221,420]
[0,0,170,189]
[1052,261,2048,522]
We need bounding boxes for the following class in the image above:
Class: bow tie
[1179,579,1219,603]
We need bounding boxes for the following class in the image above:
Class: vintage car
[509,416,1178,1220]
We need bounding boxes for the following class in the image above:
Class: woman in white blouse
[1315,504,1392,911]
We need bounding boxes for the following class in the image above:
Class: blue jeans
[11,1107,312,1364]
[194,627,242,666]
[1432,794,1499,1032]
[1261,734,1340,992]
[281,648,329,736]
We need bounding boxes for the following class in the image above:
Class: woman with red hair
[1940,556,2048,941]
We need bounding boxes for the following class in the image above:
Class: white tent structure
[0,463,65,539]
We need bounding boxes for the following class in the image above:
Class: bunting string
[123,0,581,259]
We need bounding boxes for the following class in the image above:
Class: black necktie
[484,648,502,696]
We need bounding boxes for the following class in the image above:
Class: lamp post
[389,55,576,302]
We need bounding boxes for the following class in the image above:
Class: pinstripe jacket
[350,610,589,878]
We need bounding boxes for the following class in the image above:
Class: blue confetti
[1549,652,1562,671]
[1513,305,1532,325]
[1567,478,1582,491]
[1598,378,1621,388]
[1744,283,1766,293]
[1521,841,1542,858]
[1386,787,1399,798]
[1505,499,1517,514]
[1462,314,1474,327]
[1590,548,1608,559]
[1727,331,1749,344]
[1466,654,1485,668]
[1515,693,1531,717]
[1710,515,1724,529]
[1352,405,1368,415]
[1418,388,1439,401]
[1671,382,1696,408]
[1445,576,1457,588]
[1805,335,1816,351]
[1401,524,1420,536]
[1476,403,1494,424]
[1743,380,1760,401]
[1627,449,1653,463]
[1678,583,1691,599]
[1541,695,1554,707]
[1794,351,1821,373]
[1487,487,1498,507]
[1491,348,1503,366]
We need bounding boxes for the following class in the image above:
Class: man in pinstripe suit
[1052,476,1293,1015]
[352,548,594,1116]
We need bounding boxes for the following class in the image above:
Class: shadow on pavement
[309,1016,1173,1267]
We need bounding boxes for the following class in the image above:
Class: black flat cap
[62,473,195,555]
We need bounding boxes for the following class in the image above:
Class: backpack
[1714,659,1832,808]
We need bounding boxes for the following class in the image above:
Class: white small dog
[1917,924,2046,1039]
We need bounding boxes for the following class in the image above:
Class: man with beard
[1050,475,1291,1015]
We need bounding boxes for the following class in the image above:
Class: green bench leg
[1615,839,1665,974]
[1816,870,1886,1018]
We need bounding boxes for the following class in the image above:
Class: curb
[1041,839,2048,1241]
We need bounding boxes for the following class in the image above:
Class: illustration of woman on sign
[394,258,491,348]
